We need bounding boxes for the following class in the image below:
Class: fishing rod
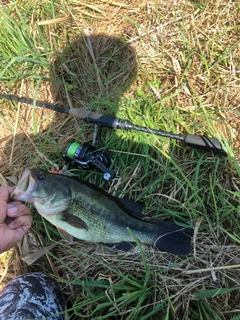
[0,93,226,155]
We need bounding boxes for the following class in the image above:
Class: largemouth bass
[11,168,193,255]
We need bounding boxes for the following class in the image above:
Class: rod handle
[184,134,226,155]
[69,109,133,129]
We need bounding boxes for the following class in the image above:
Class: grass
[0,0,240,319]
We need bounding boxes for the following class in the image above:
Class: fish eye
[37,172,45,180]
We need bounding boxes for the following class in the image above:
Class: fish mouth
[10,167,36,202]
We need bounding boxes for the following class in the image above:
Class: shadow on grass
[1,32,240,320]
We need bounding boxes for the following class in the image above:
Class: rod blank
[0,93,226,155]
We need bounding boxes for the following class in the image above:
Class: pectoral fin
[57,227,73,243]
[62,211,88,231]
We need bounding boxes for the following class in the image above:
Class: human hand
[0,186,32,254]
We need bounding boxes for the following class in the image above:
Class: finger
[0,220,31,253]
[0,187,16,222]
[7,214,33,234]
[0,200,7,223]
[0,186,15,202]
[7,204,18,216]
[7,202,31,217]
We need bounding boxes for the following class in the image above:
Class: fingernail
[7,206,18,215]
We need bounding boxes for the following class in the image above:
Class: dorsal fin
[117,198,145,219]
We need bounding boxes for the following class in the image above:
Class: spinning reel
[62,127,116,181]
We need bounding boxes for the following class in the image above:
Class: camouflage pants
[0,272,65,320]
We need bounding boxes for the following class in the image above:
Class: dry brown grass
[0,0,240,319]
[54,235,240,316]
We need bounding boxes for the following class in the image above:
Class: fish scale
[56,188,156,243]
[11,167,193,255]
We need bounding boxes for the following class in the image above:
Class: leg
[0,272,66,320]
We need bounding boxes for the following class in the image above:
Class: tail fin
[155,220,193,255]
